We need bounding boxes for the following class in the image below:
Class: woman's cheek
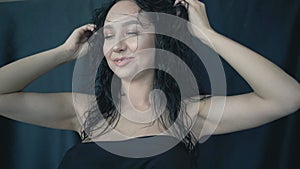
[126,37,138,52]
[103,42,111,57]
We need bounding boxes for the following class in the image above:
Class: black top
[57,135,198,169]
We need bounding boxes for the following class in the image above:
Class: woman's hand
[61,24,96,60]
[175,0,215,47]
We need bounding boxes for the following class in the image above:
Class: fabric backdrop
[0,0,299,169]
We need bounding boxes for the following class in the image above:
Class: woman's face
[103,0,156,80]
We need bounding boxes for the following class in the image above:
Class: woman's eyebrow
[122,20,141,27]
[104,20,141,30]
[103,25,113,30]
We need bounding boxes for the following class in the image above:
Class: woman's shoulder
[70,92,97,133]
[183,95,212,116]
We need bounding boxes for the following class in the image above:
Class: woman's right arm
[0,24,96,132]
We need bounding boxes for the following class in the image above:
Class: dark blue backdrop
[0,0,299,169]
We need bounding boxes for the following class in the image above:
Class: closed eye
[104,34,114,39]
[127,31,139,36]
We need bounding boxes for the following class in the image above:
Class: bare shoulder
[183,95,217,139]
[70,92,97,133]
[183,95,211,118]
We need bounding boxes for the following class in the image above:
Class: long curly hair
[81,0,210,152]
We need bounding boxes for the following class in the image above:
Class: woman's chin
[113,70,136,82]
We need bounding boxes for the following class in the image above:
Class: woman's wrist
[55,44,77,63]
[193,28,218,51]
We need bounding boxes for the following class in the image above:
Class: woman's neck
[120,69,154,111]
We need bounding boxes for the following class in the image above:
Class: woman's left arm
[180,0,300,134]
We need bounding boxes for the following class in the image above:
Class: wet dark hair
[81,0,210,152]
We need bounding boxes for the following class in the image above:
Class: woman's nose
[112,39,127,53]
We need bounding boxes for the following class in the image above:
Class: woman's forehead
[105,0,140,24]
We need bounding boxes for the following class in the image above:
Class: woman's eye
[127,31,139,36]
[104,35,114,39]
[104,34,114,39]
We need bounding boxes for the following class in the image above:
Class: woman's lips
[113,57,134,67]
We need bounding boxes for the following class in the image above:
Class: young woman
[0,0,299,168]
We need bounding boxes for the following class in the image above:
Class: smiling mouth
[113,57,134,67]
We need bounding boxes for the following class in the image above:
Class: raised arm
[0,24,95,132]
[178,0,300,135]
[197,30,300,134]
